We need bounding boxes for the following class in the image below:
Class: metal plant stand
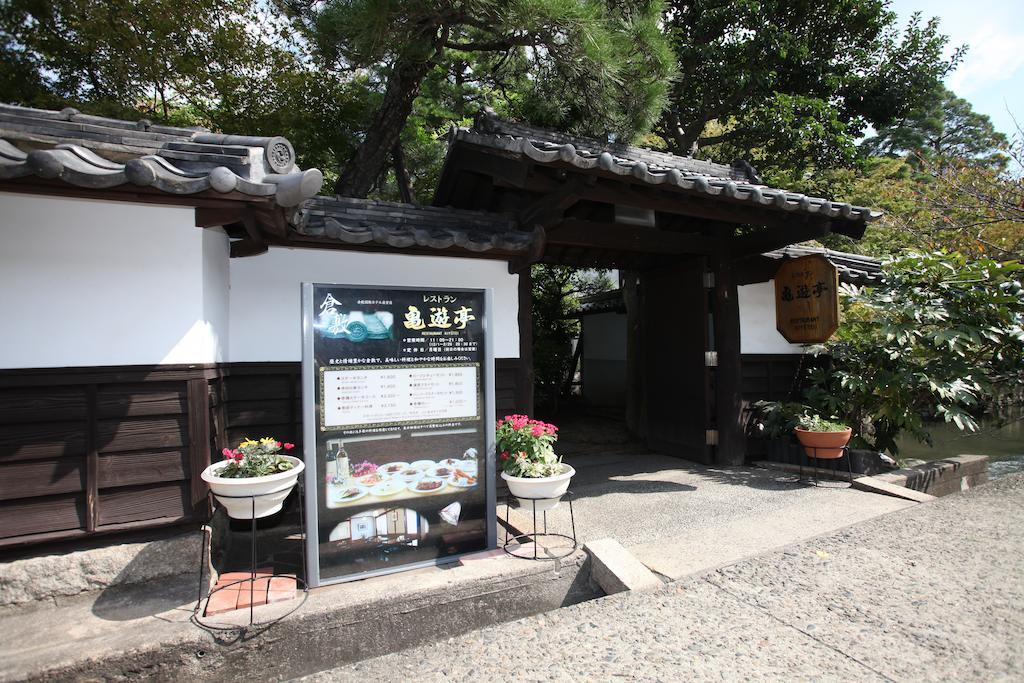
[502,490,578,560]
[193,482,309,629]
[797,445,854,486]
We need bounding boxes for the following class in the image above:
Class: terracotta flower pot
[794,428,852,460]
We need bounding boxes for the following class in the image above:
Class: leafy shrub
[805,252,1024,453]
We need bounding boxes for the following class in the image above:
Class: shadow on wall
[88,527,211,622]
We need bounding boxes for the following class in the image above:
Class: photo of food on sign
[325,439,478,510]
[308,284,490,582]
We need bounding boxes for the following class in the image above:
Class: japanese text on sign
[322,364,480,428]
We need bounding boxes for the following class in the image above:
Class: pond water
[894,413,1024,479]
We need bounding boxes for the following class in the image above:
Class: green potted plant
[496,415,574,512]
[794,414,852,460]
[200,437,303,519]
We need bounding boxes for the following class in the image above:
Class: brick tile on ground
[267,576,297,605]
[237,577,273,609]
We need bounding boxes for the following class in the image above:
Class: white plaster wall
[583,312,627,361]
[0,193,229,368]
[738,280,805,354]
[228,247,520,361]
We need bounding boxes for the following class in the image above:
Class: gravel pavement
[300,473,1024,682]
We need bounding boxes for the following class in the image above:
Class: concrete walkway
[511,451,914,579]
[303,473,1024,682]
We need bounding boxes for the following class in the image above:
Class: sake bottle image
[337,442,351,484]
[326,444,339,481]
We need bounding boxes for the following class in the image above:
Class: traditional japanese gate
[434,113,878,465]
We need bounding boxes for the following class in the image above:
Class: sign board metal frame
[301,283,496,587]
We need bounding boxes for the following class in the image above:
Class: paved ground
[511,450,913,579]
[301,473,1024,682]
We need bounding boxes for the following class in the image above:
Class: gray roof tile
[298,196,533,254]
[0,104,322,207]
[454,112,882,226]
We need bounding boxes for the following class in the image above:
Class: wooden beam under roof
[547,218,717,256]
[728,221,831,260]
[444,144,859,237]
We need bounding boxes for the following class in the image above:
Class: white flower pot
[200,455,305,519]
[501,464,575,512]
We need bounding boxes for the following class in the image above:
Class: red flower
[283,442,295,450]
[276,441,282,448]
[500,451,509,461]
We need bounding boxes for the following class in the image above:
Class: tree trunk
[392,141,416,204]
[334,26,444,198]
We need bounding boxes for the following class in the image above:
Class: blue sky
[890,0,1024,138]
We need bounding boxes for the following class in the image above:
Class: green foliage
[310,0,675,140]
[531,265,614,411]
[748,400,811,439]
[863,86,1009,170]
[659,2,961,180]
[301,0,676,195]
[748,401,848,438]
[0,0,362,180]
[796,415,850,433]
[804,252,1024,454]
[217,437,297,478]
[0,0,265,119]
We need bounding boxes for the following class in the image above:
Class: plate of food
[428,464,456,480]
[409,477,446,494]
[369,479,406,497]
[378,462,410,477]
[332,484,368,504]
[450,468,477,488]
[396,467,424,483]
[357,472,384,487]
[438,457,461,468]
[457,460,478,475]
[410,459,435,470]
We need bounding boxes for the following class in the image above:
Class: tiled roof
[298,196,533,254]
[452,112,882,226]
[0,104,322,207]
[761,245,882,284]
[578,289,627,315]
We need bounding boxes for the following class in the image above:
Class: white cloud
[947,26,1024,96]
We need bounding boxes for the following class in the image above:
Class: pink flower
[283,442,295,450]
[276,441,282,448]
[222,448,233,458]
[531,424,544,437]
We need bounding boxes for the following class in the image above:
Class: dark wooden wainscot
[0,360,525,549]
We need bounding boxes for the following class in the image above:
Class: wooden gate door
[629,258,712,464]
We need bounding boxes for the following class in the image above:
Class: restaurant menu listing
[307,284,490,582]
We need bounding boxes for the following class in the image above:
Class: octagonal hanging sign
[774,254,839,344]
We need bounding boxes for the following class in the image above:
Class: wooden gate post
[711,255,745,466]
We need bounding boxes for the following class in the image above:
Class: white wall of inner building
[0,192,230,368]
[227,247,520,362]
[581,311,628,407]
[738,280,805,354]
[583,312,627,361]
